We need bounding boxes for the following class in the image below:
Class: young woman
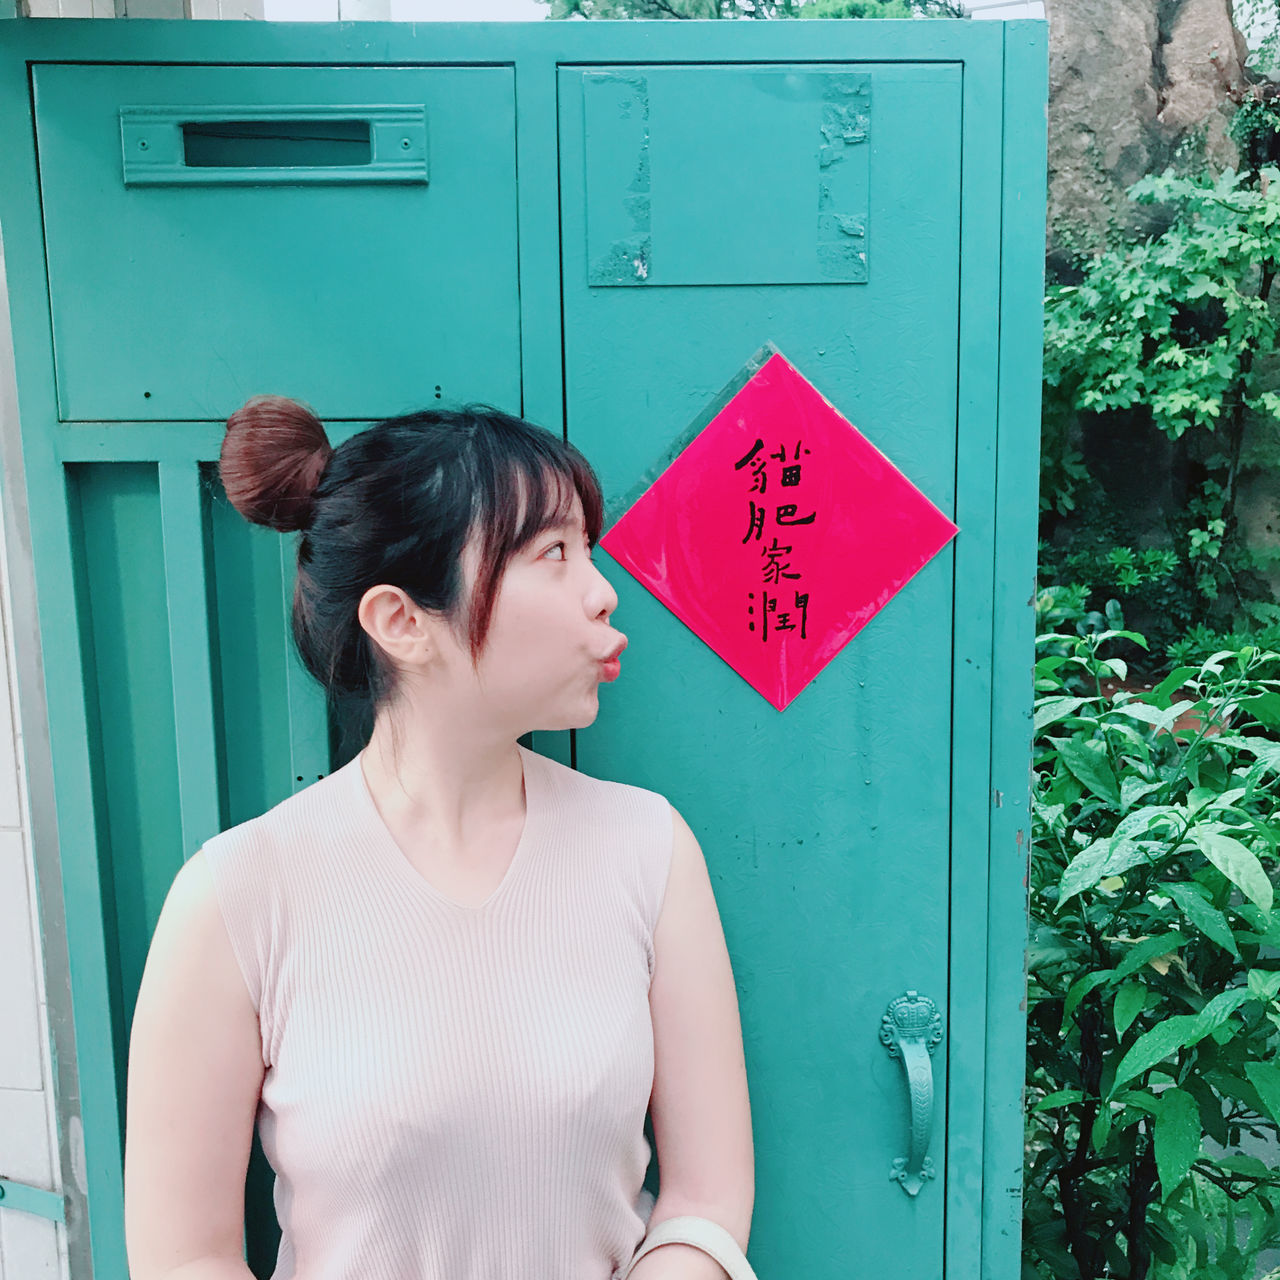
[123,397,755,1280]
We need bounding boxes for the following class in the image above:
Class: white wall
[22,0,264,24]
[0,249,69,1280]
[968,0,1045,17]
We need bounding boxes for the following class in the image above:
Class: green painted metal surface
[0,1176,67,1224]
[0,18,1047,1280]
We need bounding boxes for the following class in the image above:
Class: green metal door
[0,18,1046,1280]
[560,61,961,1279]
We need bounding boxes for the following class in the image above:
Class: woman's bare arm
[124,849,265,1280]
[631,806,755,1280]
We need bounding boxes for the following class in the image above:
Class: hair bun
[220,395,334,532]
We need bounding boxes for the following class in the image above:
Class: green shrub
[1025,603,1280,1279]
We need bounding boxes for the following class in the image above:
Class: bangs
[509,454,603,550]
[462,415,605,656]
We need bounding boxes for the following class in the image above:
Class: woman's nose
[588,559,619,619]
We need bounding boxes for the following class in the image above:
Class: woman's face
[453,490,627,734]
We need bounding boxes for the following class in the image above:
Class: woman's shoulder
[201,768,346,870]
[528,744,673,821]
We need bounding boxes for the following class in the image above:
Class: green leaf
[1148,666,1199,708]
[1247,968,1280,1003]
[1090,1101,1113,1153]
[1212,1153,1271,1177]
[1163,882,1241,958]
[1154,1088,1201,1201]
[1112,1089,1162,1116]
[1119,776,1165,812]
[1109,701,1192,733]
[1026,921,1075,970]
[1243,1061,1280,1125]
[1194,986,1252,1036]
[1242,690,1280,728]
[1058,837,1147,908]
[1111,1015,1205,1095]
[1092,628,1150,650]
[1061,969,1114,1031]
[1146,1208,1183,1266]
[1114,804,1181,841]
[1113,982,1148,1038]
[1034,695,1095,732]
[1228,736,1280,774]
[1189,829,1274,912]
[1031,1089,1085,1113]
[1057,738,1120,805]
[1113,933,1189,982]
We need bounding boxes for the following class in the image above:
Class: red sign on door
[599,348,959,710]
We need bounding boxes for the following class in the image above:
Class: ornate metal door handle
[879,991,943,1197]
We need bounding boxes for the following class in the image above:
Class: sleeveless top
[201,744,674,1280]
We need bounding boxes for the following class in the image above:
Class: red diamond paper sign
[599,346,959,710]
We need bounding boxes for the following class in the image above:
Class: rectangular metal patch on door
[582,66,870,287]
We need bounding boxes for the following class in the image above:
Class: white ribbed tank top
[201,743,674,1280]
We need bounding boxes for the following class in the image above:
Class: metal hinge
[0,1177,66,1223]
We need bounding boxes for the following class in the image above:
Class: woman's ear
[357,584,439,669]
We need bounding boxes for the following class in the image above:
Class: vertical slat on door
[946,33,1007,1280]
[158,461,223,858]
[983,21,1049,1279]
[279,532,330,789]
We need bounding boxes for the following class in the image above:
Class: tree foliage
[1040,167,1280,669]
[535,0,964,20]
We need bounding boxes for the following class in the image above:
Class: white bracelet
[620,1214,758,1280]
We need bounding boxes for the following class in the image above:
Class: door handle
[879,990,942,1197]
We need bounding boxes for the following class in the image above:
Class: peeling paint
[587,72,652,287]
[820,104,870,149]
[817,213,865,241]
[622,192,650,234]
[816,73,870,282]
[592,235,651,286]
[816,242,867,276]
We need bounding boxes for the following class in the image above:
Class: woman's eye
[543,541,566,560]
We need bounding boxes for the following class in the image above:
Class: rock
[1044,0,1250,271]
[1159,0,1250,137]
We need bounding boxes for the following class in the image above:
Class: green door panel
[65,462,185,1122]
[206,466,300,827]
[561,63,961,1280]
[32,64,522,422]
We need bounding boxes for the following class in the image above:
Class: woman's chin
[529,698,601,735]
[569,701,601,731]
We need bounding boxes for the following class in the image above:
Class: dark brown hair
[219,395,604,717]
